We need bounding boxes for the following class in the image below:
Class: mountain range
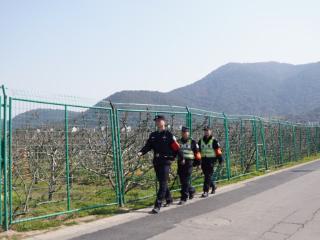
[105,61,320,119]
[12,61,320,126]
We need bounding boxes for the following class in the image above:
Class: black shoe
[211,186,217,194]
[151,207,160,214]
[189,193,194,200]
[178,200,186,205]
[201,192,209,198]
[164,199,173,207]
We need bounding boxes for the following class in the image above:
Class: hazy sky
[1,0,320,102]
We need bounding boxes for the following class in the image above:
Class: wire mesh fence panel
[210,117,227,179]
[309,127,318,155]
[274,123,283,167]
[264,122,274,168]
[257,120,269,170]
[190,114,210,139]
[299,127,309,157]
[265,122,276,168]
[116,109,188,203]
[236,119,256,173]
[281,124,293,164]
[117,110,157,203]
[10,99,68,223]
[228,119,243,178]
[67,106,118,210]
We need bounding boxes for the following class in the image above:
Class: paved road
[70,160,320,240]
[27,160,320,240]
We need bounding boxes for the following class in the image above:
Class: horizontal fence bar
[11,202,118,224]
[11,97,112,111]
[117,109,188,114]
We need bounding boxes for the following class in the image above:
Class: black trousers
[178,161,195,201]
[154,164,172,208]
[201,157,216,192]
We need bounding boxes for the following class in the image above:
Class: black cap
[203,126,211,131]
[181,126,189,132]
[153,115,166,121]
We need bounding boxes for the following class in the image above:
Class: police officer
[138,115,184,214]
[198,126,224,198]
[177,126,201,205]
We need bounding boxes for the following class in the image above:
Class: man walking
[138,115,184,213]
[198,126,224,198]
[177,126,201,205]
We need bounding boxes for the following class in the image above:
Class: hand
[137,152,143,158]
[218,157,224,168]
[193,160,200,167]
[180,159,185,166]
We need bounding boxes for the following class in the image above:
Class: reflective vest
[179,139,194,160]
[200,138,216,158]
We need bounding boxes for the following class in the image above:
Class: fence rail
[1,85,320,230]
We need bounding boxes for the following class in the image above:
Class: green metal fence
[1,85,320,230]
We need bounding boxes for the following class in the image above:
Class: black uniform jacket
[140,130,184,165]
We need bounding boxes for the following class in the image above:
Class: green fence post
[317,126,320,153]
[185,109,189,130]
[269,123,275,167]
[299,127,302,159]
[114,109,125,206]
[315,126,318,154]
[283,125,288,163]
[8,98,12,225]
[223,113,231,180]
[65,105,71,211]
[278,122,283,165]
[307,126,311,157]
[239,119,244,171]
[252,118,259,171]
[259,119,268,170]
[109,107,120,205]
[0,96,2,226]
[2,86,8,230]
[185,106,192,135]
[310,127,314,155]
[292,125,297,161]
[109,103,121,207]
[188,112,192,135]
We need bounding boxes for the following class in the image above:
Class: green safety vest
[200,138,216,158]
[179,139,195,160]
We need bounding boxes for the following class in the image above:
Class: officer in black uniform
[198,126,224,198]
[177,126,201,205]
[138,115,184,214]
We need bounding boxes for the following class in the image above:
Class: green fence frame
[3,93,120,227]
[1,84,320,230]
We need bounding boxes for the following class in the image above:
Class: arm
[192,140,201,166]
[138,133,153,155]
[169,133,184,164]
[198,139,202,152]
[192,140,201,161]
[213,139,224,165]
